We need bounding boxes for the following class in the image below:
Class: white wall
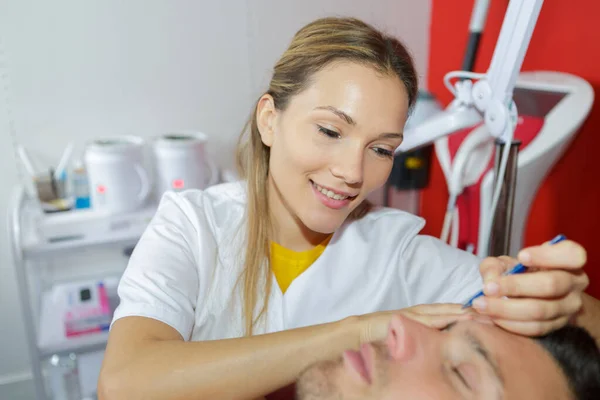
[246,1,432,96]
[0,0,432,389]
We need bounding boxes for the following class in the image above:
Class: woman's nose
[385,315,434,361]
[330,152,363,185]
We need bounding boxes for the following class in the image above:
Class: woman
[99,17,597,400]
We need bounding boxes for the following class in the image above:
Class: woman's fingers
[409,303,467,315]
[492,316,571,337]
[361,306,469,343]
[472,292,583,321]
[517,240,587,269]
[472,239,589,338]
[479,256,516,282]
[403,311,475,329]
[364,303,493,344]
[486,270,589,298]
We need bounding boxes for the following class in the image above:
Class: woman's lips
[310,180,356,210]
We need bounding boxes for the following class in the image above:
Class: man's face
[296,316,571,399]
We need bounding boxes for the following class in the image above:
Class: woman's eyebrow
[314,106,355,125]
[377,132,403,140]
[313,105,403,139]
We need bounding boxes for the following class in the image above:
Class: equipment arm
[398,0,544,153]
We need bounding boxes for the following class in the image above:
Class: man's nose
[330,145,363,185]
[386,315,437,361]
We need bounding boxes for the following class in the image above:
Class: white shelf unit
[8,186,158,400]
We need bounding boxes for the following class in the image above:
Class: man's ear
[256,94,277,147]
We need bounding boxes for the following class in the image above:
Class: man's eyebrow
[314,106,355,125]
[464,330,505,387]
[444,322,505,394]
[443,322,459,332]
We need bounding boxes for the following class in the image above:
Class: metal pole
[488,139,521,257]
[462,0,491,72]
[9,187,49,400]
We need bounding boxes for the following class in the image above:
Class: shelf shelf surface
[21,202,158,258]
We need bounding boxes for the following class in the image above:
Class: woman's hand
[357,303,477,344]
[475,239,589,336]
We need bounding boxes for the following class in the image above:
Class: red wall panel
[426,0,600,296]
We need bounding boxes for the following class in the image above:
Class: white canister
[152,131,218,198]
[84,136,151,214]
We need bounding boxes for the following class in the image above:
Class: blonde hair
[235,17,418,335]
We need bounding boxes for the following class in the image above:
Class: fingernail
[519,250,532,264]
[484,282,500,296]
[472,298,487,311]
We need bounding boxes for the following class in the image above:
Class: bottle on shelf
[71,161,91,209]
[47,353,81,400]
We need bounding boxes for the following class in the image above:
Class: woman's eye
[373,147,394,159]
[317,125,341,139]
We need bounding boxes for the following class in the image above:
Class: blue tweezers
[462,234,567,309]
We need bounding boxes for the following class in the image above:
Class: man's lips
[343,343,374,384]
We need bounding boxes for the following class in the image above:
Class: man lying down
[295,315,600,400]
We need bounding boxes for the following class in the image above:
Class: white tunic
[112,181,483,341]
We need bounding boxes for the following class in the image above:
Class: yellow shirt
[271,235,332,294]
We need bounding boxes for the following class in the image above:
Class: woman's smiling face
[257,61,409,236]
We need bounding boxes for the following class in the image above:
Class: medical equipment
[438,0,493,249]
[37,277,121,351]
[462,234,566,308]
[439,124,493,248]
[398,0,545,250]
[42,278,120,400]
[384,91,443,212]
[442,72,591,257]
[152,131,219,199]
[397,0,593,257]
[64,281,112,338]
[84,135,151,214]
